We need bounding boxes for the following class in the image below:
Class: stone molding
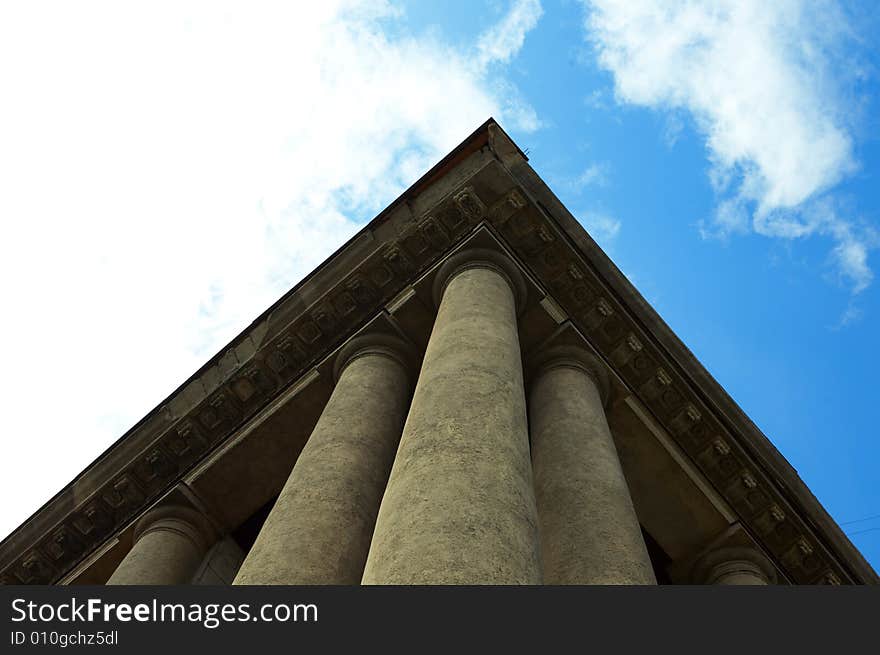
[528,345,610,407]
[133,505,215,555]
[431,247,527,314]
[332,333,419,388]
[691,546,778,585]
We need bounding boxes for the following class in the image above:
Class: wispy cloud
[579,211,621,246]
[476,0,544,68]
[0,1,542,538]
[581,0,875,296]
[832,300,864,330]
[573,162,610,189]
[584,88,610,110]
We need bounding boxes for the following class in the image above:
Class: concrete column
[106,505,213,585]
[692,547,777,585]
[529,346,656,584]
[362,248,541,584]
[233,334,414,585]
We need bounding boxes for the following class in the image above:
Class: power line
[840,513,880,527]
[846,526,880,538]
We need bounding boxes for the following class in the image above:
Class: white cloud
[477,0,543,68]
[833,300,864,330]
[574,162,609,188]
[584,88,610,110]
[579,211,621,245]
[0,1,541,539]
[582,0,874,294]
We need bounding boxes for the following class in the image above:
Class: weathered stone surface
[530,354,655,584]
[190,537,245,585]
[362,262,541,584]
[234,338,412,584]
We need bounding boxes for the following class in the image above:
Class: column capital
[333,333,418,386]
[432,247,527,313]
[529,345,610,407]
[691,546,777,584]
[133,504,215,555]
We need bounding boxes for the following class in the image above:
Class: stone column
[529,346,656,584]
[362,248,541,584]
[692,547,777,585]
[106,505,213,585]
[233,334,414,585]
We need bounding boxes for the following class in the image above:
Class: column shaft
[233,347,411,584]
[362,265,541,584]
[106,506,210,585]
[530,361,655,584]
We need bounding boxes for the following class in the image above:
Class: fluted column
[106,505,213,585]
[233,334,414,585]
[692,547,777,585]
[362,248,541,584]
[529,346,655,584]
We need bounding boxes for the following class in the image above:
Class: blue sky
[1,1,878,572]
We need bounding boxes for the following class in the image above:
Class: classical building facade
[1,120,876,585]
